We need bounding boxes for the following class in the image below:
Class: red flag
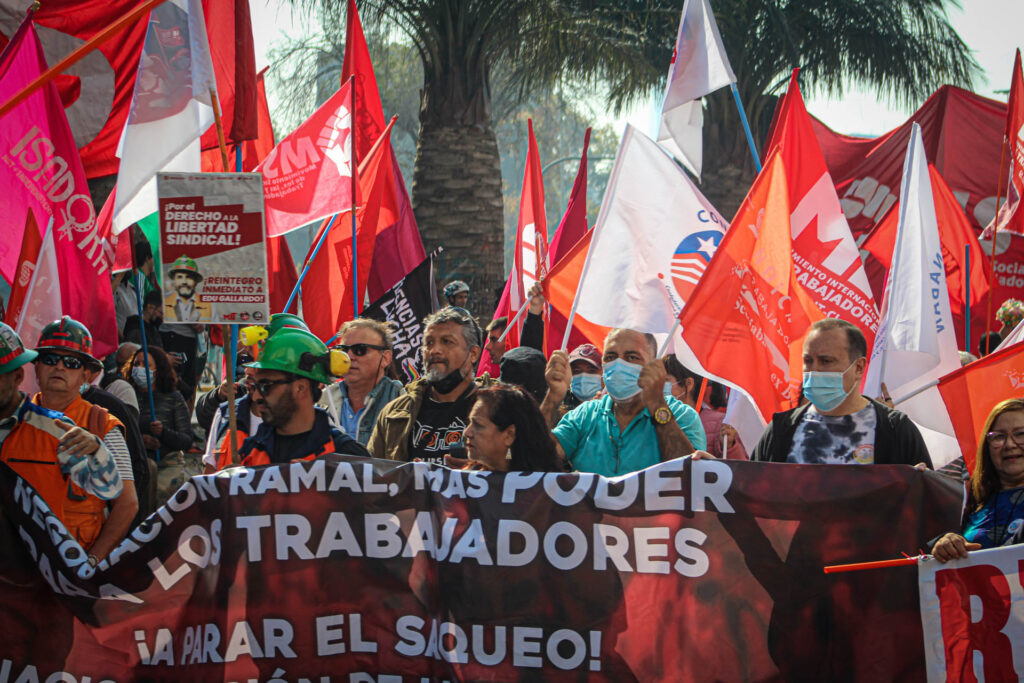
[341,0,426,299]
[679,151,824,423]
[257,80,355,238]
[198,0,258,151]
[301,120,398,340]
[541,230,611,350]
[0,19,116,357]
[7,0,255,178]
[764,70,880,350]
[937,344,1024,472]
[862,165,992,347]
[545,128,592,356]
[5,211,43,328]
[202,69,274,172]
[990,49,1024,236]
[504,119,548,348]
[267,235,298,315]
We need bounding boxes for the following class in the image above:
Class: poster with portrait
[157,173,269,325]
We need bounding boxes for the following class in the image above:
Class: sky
[248,0,1023,138]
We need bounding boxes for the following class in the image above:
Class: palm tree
[286,0,977,315]
[701,0,980,214]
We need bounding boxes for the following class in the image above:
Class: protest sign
[362,254,439,382]
[0,456,959,681]
[919,545,1024,682]
[158,172,269,325]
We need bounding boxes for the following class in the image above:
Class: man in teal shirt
[540,328,706,476]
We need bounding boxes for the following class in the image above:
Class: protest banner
[0,455,960,681]
[919,545,1024,682]
[158,172,269,326]
[362,253,440,382]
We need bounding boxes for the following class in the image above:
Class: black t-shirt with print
[408,386,475,465]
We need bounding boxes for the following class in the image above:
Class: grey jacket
[319,376,405,446]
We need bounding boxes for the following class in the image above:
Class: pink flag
[257,80,355,237]
[0,20,116,356]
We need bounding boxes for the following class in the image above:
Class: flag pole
[129,237,160,462]
[349,75,358,319]
[823,556,921,574]
[964,244,971,353]
[694,377,708,411]
[209,86,238,462]
[498,299,531,343]
[984,138,1008,354]
[657,318,681,356]
[730,84,762,173]
[0,0,168,121]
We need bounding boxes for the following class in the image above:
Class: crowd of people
[0,267,1021,568]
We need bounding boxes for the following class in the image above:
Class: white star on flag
[696,235,718,259]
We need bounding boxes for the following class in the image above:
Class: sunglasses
[37,352,84,370]
[339,343,387,357]
[252,377,296,395]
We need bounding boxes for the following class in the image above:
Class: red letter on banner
[934,565,1015,681]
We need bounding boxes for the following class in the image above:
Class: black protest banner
[362,254,439,382]
[0,457,961,682]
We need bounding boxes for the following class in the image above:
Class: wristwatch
[652,405,673,425]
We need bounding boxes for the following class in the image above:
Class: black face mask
[152,317,164,327]
[429,367,464,394]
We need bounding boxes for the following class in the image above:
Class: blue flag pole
[730,83,762,173]
[964,244,971,353]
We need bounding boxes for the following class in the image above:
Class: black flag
[362,253,439,382]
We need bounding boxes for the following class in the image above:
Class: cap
[0,323,37,374]
[568,343,601,370]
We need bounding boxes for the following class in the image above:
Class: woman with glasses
[123,346,194,461]
[932,398,1024,561]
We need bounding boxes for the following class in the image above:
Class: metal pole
[129,238,159,462]
[964,244,971,353]
[730,83,762,173]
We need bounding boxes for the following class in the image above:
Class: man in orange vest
[32,317,138,561]
[0,322,122,567]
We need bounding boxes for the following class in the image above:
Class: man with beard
[368,307,488,464]
[163,256,211,323]
[123,290,164,349]
[238,328,369,466]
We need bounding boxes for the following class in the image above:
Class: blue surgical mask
[602,359,643,401]
[131,366,151,388]
[571,373,602,400]
[663,381,675,398]
[802,361,857,412]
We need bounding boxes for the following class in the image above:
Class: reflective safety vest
[33,395,122,550]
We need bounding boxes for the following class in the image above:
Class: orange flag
[541,230,610,350]
[679,151,824,423]
[937,345,1024,473]
[763,71,880,349]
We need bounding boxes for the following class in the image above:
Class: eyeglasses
[243,381,257,393]
[339,343,387,357]
[37,352,84,370]
[252,378,295,395]
[986,429,1024,449]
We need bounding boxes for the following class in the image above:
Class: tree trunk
[412,122,505,320]
[412,54,505,320]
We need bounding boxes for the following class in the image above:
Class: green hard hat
[36,316,101,369]
[267,313,309,337]
[246,328,332,383]
[0,322,37,374]
[168,255,203,282]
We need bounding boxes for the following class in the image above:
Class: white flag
[576,125,728,334]
[113,0,216,234]
[863,123,962,468]
[656,0,736,178]
[15,220,62,394]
